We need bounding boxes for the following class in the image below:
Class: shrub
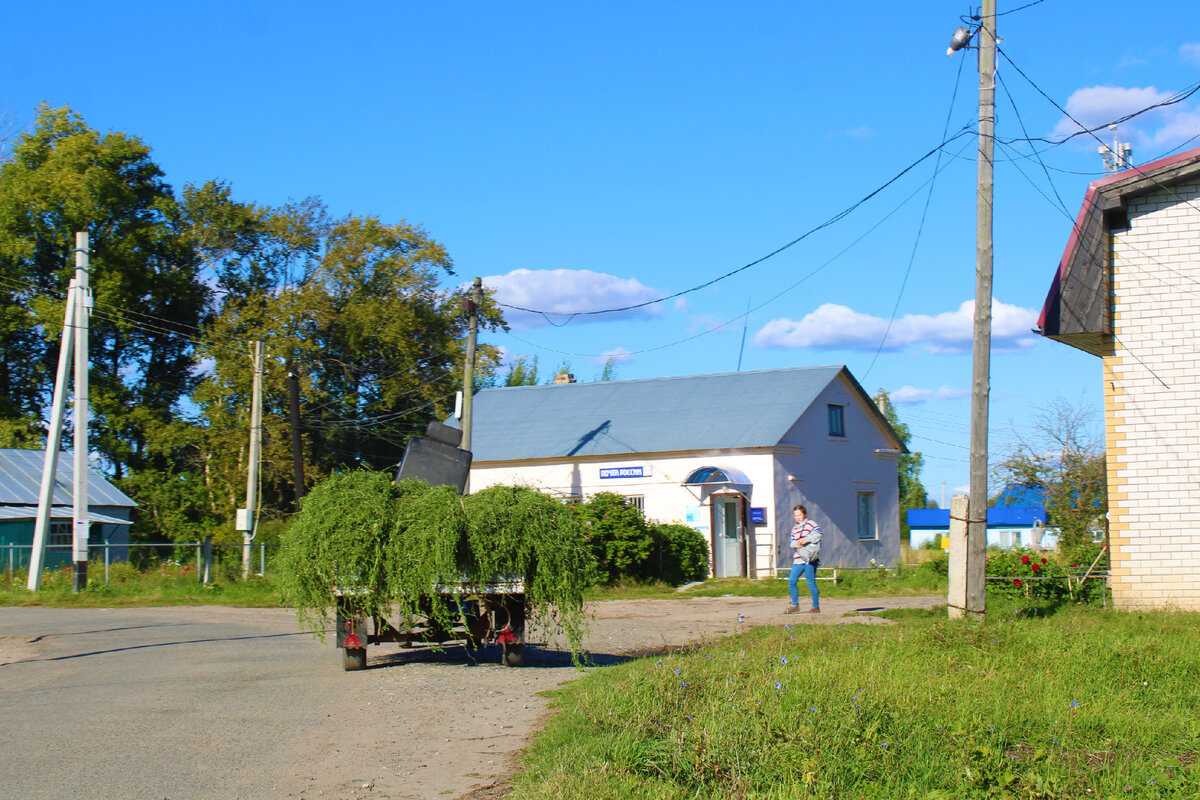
[574,492,654,583]
[645,523,709,585]
[986,548,1068,603]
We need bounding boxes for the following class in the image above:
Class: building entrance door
[712,496,744,578]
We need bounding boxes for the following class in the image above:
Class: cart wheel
[342,647,367,671]
[502,643,524,667]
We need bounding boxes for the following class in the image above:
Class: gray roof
[0,505,132,525]
[460,365,893,462]
[0,448,137,508]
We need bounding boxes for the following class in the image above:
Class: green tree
[596,356,619,382]
[874,391,928,541]
[995,398,1106,553]
[503,355,539,386]
[0,104,208,478]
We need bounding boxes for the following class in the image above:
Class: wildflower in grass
[774,682,783,690]
[656,660,662,665]
[1071,701,1079,707]
[737,615,744,623]
[809,707,818,712]
[681,682,687,687]
[674,668,682,674]
[780,657,788,665]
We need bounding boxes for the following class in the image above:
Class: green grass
[0,561,284,607]
[510,604,1200,799]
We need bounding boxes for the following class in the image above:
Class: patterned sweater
[790,519,823,564]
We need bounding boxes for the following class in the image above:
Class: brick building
[1038,146,1200,610]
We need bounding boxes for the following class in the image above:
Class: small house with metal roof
[1038,145,1200,610]
[0,447,136,569]
[460,366,906,576]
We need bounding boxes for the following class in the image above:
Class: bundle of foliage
[276,470,400,630]
[279,473,591,654]
[644,523,709,586]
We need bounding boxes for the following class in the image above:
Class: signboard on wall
[599,466,652,479]
[750,507,766,524]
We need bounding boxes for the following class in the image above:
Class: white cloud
[673,297,690,312]
[590,347,633,366]
[752,299,1038,355]
[481,268,664,330]
[890,385,970,404]
[1181,43,1200,66]
[1050,85,1199,152]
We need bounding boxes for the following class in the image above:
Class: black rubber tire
[502,643,524,667]
[342,647,367,671]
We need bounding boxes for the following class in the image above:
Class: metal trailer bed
[334,585,526,670]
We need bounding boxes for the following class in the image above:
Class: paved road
[0,596,941,799]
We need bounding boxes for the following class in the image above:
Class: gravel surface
[0,594,940,799]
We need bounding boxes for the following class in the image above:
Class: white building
[461,366,905,576]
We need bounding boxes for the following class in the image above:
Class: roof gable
[1038,146,1200,355]
[461,366,904,462]
[0,448,137,507]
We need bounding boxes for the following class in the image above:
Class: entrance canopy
[682,466,751,491]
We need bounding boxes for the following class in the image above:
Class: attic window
[828,405,845,438]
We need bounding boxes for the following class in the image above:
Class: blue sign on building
[750,507,766,524]
[599,466,651,479]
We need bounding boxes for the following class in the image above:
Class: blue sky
[4,1,1199,503]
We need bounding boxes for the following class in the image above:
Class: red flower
[1013,579,1023,588]
[1031,563,1040,571]
[1021,555,1031,564]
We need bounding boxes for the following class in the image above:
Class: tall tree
[0,104,208,476]
[503,355,539,386]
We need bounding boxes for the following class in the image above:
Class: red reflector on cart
[344,632,362,648]
[497,628,516,644]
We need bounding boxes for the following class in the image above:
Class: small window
[828,404,845,437]
[625,496,645,516]
[49,521,72,548]
[856,492,876,540]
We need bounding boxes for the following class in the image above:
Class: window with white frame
[828,404,845,437]
[624,495,645,516]
[856,492,877,540]
[49,521,72,548]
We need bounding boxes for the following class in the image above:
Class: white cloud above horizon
[590,347,633,366]
[1050,85,1200,152]
[481,268,665,330]
[1181,43,1200,66]
[890,385,971,404]
[752,299,1038,355]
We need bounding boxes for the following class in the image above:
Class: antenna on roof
[736,297,751,372]
[1099,124,1133,174]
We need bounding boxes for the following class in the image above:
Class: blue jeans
[788,561,819,608]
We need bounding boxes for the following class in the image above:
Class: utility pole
[240,340,265,579]
[72,232,91,593]
[288,365,306,507]
[27,246,81,591]
[947,2,995,619]
[460,277,482,453]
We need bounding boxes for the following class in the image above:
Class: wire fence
[3,541,282,585]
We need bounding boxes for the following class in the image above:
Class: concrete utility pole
[288,366,306,507]
[27,255,80,590]
[460,277,482,453]
[240,340,265,579]
[72,232,91,593]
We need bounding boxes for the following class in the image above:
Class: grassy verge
[510,604,1200,799]
[0,562,284,608]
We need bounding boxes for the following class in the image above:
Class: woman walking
[786,504,822,614]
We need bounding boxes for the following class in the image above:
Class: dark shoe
[785,605,800,614]
[807,607,820,613]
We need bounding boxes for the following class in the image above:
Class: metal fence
[3,541,281,585]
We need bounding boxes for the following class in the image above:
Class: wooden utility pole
[460,277,482,452]
[966,1,997,619]
[288,365,306,507]
[241,340,265,579]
